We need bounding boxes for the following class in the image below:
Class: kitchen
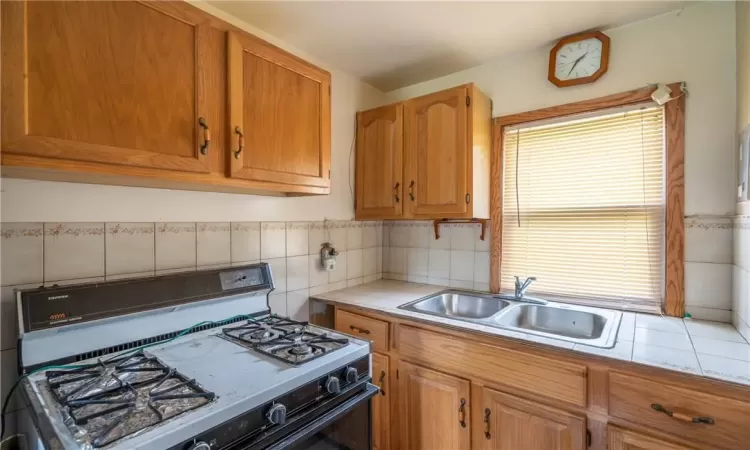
[0,1,747,449]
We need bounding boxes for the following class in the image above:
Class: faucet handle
[514,276,521,288]
[527,277,537,282]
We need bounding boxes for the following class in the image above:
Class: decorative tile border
[44,223,104,237]
[156,223,196,234]
[1,226,43,239]
[286,222,312,230]
[105,224,155,235]
[261,222,286,230]
[231,223,260,232]
[197,223,230,233]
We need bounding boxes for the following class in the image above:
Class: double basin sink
[398,290,622,348]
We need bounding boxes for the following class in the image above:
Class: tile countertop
[311,280,750,387]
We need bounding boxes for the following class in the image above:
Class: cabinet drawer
[335,310,389,352]
[609,372,750,450]
[398,325,587,407]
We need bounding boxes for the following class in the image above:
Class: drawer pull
[484,408,492,439]
[458,398,466,428]
[651,404,715,424]
[349,325,371,335]
[198,117,210,155]
[377,370,386,396]
[394,182,400,203]
[409,180,415,201]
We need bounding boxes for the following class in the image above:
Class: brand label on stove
[47,294,69,300]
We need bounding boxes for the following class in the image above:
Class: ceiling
[210,1,689,91]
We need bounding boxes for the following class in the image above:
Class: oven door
[240,383,379,450]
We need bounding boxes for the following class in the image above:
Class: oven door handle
[262,383,379,450]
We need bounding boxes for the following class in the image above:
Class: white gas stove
[13,263,376,450]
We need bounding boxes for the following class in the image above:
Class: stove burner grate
[45,351,215,448]
[222,314,308,345]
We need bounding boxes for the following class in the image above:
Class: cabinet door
[2,1,212,173]
[482,388,585,450]
[372,353,391,450]
[608,426,696,450]
[355,104,403,219]
[398,361,471,450]
[404,86,469,217]
[227,31,331,189]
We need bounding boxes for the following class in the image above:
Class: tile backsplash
[733,216,750,343]
[382,221,490,291]
[0,220,383,421]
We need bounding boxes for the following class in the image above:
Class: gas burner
[255,330,350,365]
[222,315,307,345]
[44,351,214,448]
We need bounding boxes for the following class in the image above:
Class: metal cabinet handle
[377,370,386,396]
[651,404,714,424]
[409,180,415,201]
[393,182,400,203]
[349,325,371,335]
[198,117,210,155]
[458,398,466,428]
[484,408,492,439]
[234,126,244,159]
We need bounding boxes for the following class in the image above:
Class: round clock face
[554,37,604,81]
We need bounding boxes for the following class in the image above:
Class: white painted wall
[0,1,388,223]
[387,1,737,217]
[739,0,750,132]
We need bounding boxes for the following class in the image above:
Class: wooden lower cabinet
[481,388,586,450]
[398,361,471,450]
[608,426,695,450]
[371,352,390,450]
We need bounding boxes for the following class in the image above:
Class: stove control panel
[219,267,265,291]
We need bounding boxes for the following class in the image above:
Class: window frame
[489,84,685,317]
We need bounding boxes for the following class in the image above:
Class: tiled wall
[733,216,750,342]
[0,220,382,431]
[684,216,734,322]
[382,221,490,290]
[382,218,735,322]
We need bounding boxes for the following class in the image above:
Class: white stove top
[25,323,370,450]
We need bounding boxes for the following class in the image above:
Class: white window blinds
[501,105,665,312]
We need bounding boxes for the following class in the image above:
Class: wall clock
[548,31,610,87]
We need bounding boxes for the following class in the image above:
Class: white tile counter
[311,280,750,387]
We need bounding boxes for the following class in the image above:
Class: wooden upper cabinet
[355,104,403,219]
[2,1,213,173]
[404,86,469,217]
[482,388,586,450]
[355,83,490,220]
[227,31,331,189]
[608,426,696,450]
[398,361,471,450]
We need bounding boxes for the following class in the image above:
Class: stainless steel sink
[407,292,510,319]
[495,304,606,339]
[398,290,622,348]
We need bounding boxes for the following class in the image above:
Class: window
[501,104,665,312]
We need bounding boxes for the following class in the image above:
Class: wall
[733,1,750,342]
[0,0,389,436]
[385,1,737,322]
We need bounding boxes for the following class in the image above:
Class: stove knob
[187,441,211,450]
[345,367,358,383]
[267,403,287,425]
[325,376,341,394]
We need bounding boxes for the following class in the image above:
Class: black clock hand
[567,52,588,77]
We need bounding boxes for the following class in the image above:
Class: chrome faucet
[514,276,536,298]
[511,276,547,305]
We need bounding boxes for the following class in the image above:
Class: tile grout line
[684,322,705,375]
